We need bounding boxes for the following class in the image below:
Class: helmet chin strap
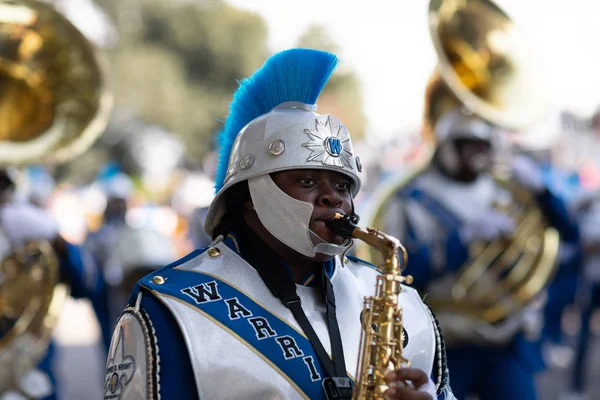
[247,175,352,258]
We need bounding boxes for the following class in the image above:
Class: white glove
[459,211,515,243]
[0,202,59,246]
[418,377,438,399]
[510,155,545,193]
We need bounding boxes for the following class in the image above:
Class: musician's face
[270,169,353,245]
[453,138,493,181]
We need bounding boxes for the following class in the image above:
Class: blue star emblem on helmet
[302,116,353,169]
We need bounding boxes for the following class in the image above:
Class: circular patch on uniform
[104,308,159,400]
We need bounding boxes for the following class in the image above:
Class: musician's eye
[299,178,316,186]
[334,181,349,191]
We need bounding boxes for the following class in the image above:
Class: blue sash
[142,269,330,399]
[402,186,463,229]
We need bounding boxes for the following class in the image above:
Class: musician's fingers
[385,368,429,388]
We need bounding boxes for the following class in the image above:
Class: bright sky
[226,0,600,141]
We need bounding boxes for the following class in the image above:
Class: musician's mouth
[313,210,347,223]
[311,218,346,245]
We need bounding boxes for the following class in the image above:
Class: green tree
[297,24,366,141]
[93,0,268,161]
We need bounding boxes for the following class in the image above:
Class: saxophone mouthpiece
[325,213,358,239]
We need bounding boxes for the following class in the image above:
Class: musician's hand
[384,368,435,399]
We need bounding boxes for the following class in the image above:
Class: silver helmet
[434,108,494,145]
[433,108,497,175]
[205,49,363,257]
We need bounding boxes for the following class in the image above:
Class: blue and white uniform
[105,234,452,400]
[382,112,579,400]
[105,48,455,400]
[0,201,103,400]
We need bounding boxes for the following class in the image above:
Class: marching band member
[85,165,133,353]
[0,169,103,400]
[0,0,112,397]
[539,165,583,349]
[107,225,177,319]
[104,49,455,400]
[382,110,579,400]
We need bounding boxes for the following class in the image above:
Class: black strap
[268,268,352,400]
[286,296,336,378]
[234,225,351,398]
[321,267,347,377]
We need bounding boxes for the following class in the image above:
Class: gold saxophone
[327,213,413,400]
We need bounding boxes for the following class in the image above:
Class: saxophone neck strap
[234,225,353,400]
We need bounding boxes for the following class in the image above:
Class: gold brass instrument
[0,0,111,394]
[0,241,69,392]
[359,0,558,326]
[0,0,112,164]
[427,0,545,133]
[327,214,413,399]
[430,180,559,324]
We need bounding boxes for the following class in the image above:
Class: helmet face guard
[248,174,354,258]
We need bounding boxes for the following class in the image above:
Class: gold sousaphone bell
[360,0,559,325]
[424,0,546,137]
[0,0,111,393]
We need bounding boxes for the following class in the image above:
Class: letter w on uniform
[181,281,222,304]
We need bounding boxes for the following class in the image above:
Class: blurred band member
[84,168,132,352]
[0,169,103,400]
[382,110,579,400]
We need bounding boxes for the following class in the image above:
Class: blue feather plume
[214,48,340,192]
